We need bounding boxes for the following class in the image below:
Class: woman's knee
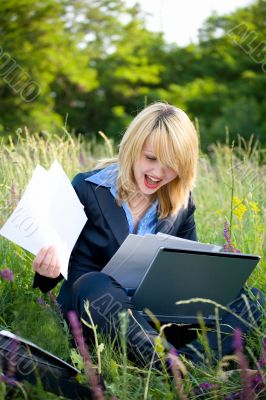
[71,272,124,315]
[72,272,112,300]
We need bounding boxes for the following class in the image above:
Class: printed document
[0,160,87,279]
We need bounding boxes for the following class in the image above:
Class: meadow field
[0,130,265,399]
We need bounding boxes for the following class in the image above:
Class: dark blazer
[33,170,197,293]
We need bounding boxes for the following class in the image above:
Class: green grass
[0,130,265,399]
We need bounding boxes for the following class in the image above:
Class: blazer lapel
[92,185,129,246]
[91,180,185,241]
[156,210,183,235]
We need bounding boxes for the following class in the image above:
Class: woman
[32,102,264,368]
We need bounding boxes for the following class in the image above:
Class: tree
[61,1,167,139]
[0,0,98,135]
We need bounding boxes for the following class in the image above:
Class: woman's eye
[145,155,156,161]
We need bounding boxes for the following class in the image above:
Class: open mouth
[144,174,162,189]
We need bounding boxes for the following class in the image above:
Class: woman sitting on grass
[32,102,264,369]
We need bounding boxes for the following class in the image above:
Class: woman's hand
[33,245,61,278]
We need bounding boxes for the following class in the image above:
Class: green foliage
[0,0,98,134]
[0,133,265,399]
[1,0,265,147]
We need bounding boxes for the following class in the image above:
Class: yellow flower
[154,336,165,355]
[110,359,118,375]
[233,196,247,222]
[215,209,223,216]
[248,200,260,214]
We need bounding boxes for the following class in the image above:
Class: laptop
[130,247,260,324]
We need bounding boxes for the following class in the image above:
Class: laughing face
[132,135,178,199]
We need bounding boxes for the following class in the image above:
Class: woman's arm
[176,193,197,241]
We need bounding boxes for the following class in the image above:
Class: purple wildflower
[167,347,179,368]
[223,221,240,253]
[0,336,19,388]
[199,382,213,390]
[48,291,62,315]
[37,296,48,308]
[259,336,266,369]
[251,371,266,396]
[194,382,220,397]
[167,348,187,400]
[233,329,256,400]
[7,338,18,378]
[251,337,266,394]
[233,328,244,352]
[198,382,220,392]
[48,291,57,305]
[68,311,105,400]
[0,374,18,387]
[0,268,14,282]
[259,355,266,369]
[252,373,263,386]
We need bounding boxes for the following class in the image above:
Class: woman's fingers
[33,246,61,278]
[33,247,49,271]
[39,246,54,273]
[49,250,61,278]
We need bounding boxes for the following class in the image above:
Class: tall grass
[0,130,265,399]
[195,136,266,289]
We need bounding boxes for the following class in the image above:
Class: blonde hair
[97,102,198,219]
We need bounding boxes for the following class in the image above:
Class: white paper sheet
[0,160,87,279]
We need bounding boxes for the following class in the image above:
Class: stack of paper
[0,161,87,279]
[102,233,222,289]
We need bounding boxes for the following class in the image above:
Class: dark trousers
[57,272,264,367]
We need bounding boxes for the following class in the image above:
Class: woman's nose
[152,162,165,178]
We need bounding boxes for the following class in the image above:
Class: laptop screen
[131,248,259,323]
